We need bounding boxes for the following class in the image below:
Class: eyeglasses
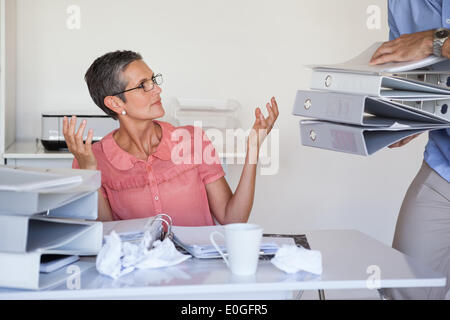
[112,73,163,96]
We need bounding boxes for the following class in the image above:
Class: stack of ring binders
[292,42,450,156]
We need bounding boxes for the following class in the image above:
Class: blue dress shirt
[389,0,450,182]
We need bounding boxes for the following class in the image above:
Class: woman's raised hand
[62,115,97,170]
[249,97,279,150]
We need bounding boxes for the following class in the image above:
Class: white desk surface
[0,229,445,299]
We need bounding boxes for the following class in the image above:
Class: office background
[3,0,428,246]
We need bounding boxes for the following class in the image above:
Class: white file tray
[0,165,100,219]
[0,217,102,290]
[299,120,449,156]
[292,90,450,125]
[0,256,94,291]
[0,215,102,253]
[0,167,82,191]
[173,98,241,129]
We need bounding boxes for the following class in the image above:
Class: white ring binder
[325,75,332,87]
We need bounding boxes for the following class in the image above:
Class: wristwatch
[433,28,450,57]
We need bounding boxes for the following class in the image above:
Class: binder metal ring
[145,214,173,241]
[304,98,312,110]
[325,75,332,87]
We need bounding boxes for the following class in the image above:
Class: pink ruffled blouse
[72,120,225,226]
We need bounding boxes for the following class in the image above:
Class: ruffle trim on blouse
[102,163,197,191]
[155,163,197,184]
[103,175,149,191]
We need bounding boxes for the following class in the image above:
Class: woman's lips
[151,99,162,107]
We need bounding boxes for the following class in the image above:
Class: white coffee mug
[210,223,263,276]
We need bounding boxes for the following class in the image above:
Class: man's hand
[370,30,434,65]
[63,115,97,170]
[370,30,433,149]
[388,133,422,148]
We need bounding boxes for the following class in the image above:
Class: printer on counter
[41,111,119,150]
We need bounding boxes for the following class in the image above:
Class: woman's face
[121,59,165,120]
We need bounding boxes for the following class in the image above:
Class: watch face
[436,29,449,39]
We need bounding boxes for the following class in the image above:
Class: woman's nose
[153,84,162,94]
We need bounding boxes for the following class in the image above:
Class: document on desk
[172,225,296,259]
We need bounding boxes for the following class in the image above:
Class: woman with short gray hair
[63,50,279,226]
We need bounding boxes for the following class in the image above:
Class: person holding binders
[63,50,279,227]
[370,0,450,299]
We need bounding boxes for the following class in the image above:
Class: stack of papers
[171,225,295,259]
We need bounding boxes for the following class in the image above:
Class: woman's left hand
[248,97,279,150]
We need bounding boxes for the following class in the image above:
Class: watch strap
[433,28,449,57]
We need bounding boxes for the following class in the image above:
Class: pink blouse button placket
[146,162,162,213]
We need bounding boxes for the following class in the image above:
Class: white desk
[0,230,445,299]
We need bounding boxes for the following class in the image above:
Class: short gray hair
[84,50,142,120]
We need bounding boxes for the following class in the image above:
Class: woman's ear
[104,96,124,115]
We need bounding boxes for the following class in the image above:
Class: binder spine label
[293,91,365,125]
[300,122,366,155]
[330,129,358,153]
[310,71,381,96]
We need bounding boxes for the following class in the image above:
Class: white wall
[13,0,427,245]
[0,0,16,163]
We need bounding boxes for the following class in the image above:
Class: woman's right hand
[63,115,97,170]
